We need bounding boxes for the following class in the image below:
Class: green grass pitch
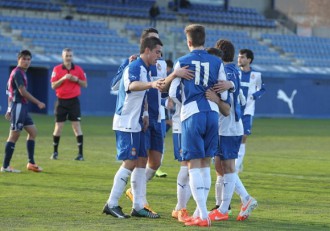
[0,115,329,230]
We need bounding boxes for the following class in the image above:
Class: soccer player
[207,41,258,222]
[102,37,164,219]
[114,28,193,213]
[237,49,266,172]
[169,24,227,227]
[1,50,45,173]
[50,48,88,161]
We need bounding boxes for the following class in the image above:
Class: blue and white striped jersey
[147,59,167,122]
[113,58,150,132]
[169,49,227,121]
[219,63,243,136]
[239,68,266,116]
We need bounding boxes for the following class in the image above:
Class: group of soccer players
[104,24,265,227]
[1,23,265,228]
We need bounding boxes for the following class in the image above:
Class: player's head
[62,48,73,64]
[206,47,222,58]
[184,24,205,50]
[238,49,254,67]
[17,50,32,70]
[215,39,235,62]
[165,59,174,73]
[140,37,163,66]
[140,28,159,44]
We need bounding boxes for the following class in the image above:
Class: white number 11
[192,61,209,87]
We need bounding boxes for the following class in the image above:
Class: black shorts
[55,97,81,122]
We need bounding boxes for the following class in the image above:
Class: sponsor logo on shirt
[157,63,162,71]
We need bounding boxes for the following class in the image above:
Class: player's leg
[172,133,191,222]
[68,98,84,160]
[235,173,258,221]
[130,131,159,218]
[1,129,21,172]
[141,121,163,211]
[212,155,223,211]
[183,112,211,226]
[2,103,23,173]
[155,119,167,177]
[209,136,238,222]
[24,108,42,172]
[24,123,42,172]
[146,120,163,178]
[51,99,67,160]
[103,131,138,218]
[125,129,158,213]
[202,112,218,212]
[236,115,253,172]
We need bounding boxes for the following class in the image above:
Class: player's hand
[175,66,194,80]
[37,102,46,109]
[153,78,166,91]
[5,112,11,121]
[213,80,233,93]
[205,88,220,104]
[129,54,138,63]
[142,115,149,132]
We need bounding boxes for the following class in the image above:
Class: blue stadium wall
[1,61,329,118]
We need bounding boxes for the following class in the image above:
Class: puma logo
[277,89,297,114]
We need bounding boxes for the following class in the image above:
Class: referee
[50,48,87,161]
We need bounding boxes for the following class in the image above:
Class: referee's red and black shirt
[51,63,86,99]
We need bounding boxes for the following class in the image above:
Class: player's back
[176,50,222,117]
[220,63,243,136]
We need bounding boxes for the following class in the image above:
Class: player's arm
[213,64,230,101]
[18,86,45,109]
[168,77,181,105]
[205,89,230,116]
[128,79,162,91]
[5,97,13,121]
[252,75,266,100]
[111,58,130,91]
[160,65,194,92]
[213,80,234,93]
[13,71,45,109]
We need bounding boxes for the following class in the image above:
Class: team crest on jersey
[51,72,56,78]
[131,148,136,156]
[156,63,162,71]
[251,74,255,79]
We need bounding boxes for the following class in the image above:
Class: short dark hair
[18,50,32,59]
[206,47,222,58]
[215,39,235,62]
[239,49,254,64]
[140,27,159,40]
[184,24,205,47]
[140,37,163,54]
[62,48,72,53]
[165,59,174,68]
